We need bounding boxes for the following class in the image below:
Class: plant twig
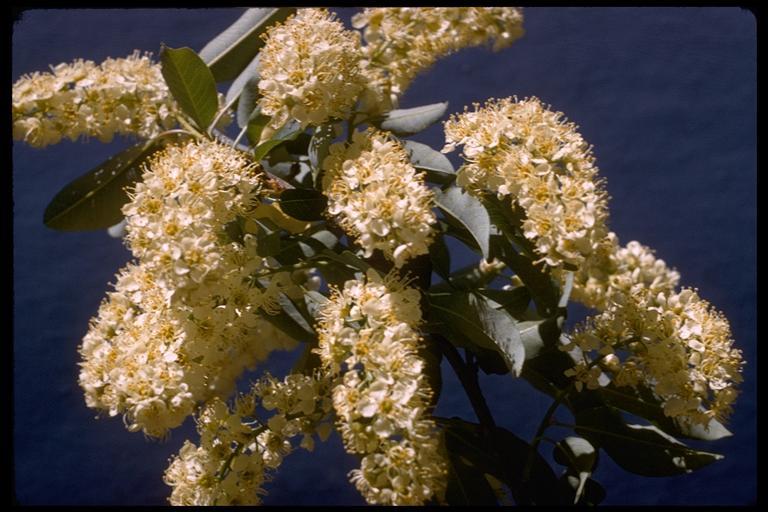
[521,384,573,483]
[433,334,496,430]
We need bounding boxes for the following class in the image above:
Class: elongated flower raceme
[78,262,299,438]
[257,8,365,140]
[164,371,334,505]
[123,140,296,308]
[563,287,743,426]
[322,129,437,268]
[79,140,308,437]
[444,96,610,270]
[12,51,178,147]
[315,270,447,505]
[353,7,525,112]
[560,232,681,311]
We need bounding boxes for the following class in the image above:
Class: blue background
[12,7,756,506]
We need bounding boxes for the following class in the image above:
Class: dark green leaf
[553,437,598,473]
[43,132,190,231]
[320,249,371,273]
[428,235,451,282]
[518,317,562,361]
[378,102,448,136]
[574,406,724,477]
[258,296,315,343]
[478,286,531,316]
[281,132,312,155]
[253,120,303,161]
[402,139,455,184]
[255,229,281,257]
[309,122,337,185]
[199,8,295,82]
[236,71,261,129]
[559,473,606,506]
[434,186,491,259]
[598,384,733,441]
[160,46,219,131]
[277,292,314,335]
[439,417,566,505]
[308,229,338,251]
[493,235,560,317]
[429,292,524,376]
[444,432,499,506]
[430,264,494,292]
[278,188,328,221]
[304,290,329,319]
[225,53,261,108]
[675,416,734,441]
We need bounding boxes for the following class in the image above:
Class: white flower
[444,96,609,269]
[12,51,179,147]
[258,8,365,138]
[315,270,447,505]
[322,129,437,268]
[353,8,525,112]
[566,286,743,425]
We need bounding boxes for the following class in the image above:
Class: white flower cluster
[352,8,525,112]
[79,141,303,437]
[315,270,447,505]
[258,8,365,139]
[12,51,178,147]
[123,141,270,299]
[565,286,743,425]
[164,371,333,505]
[443,96,610,269]
[561,232,681,311]
[322,129,437,268]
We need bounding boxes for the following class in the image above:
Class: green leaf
[598,384,734,441]
[308,122,337,185]
[552,437,597,504]
[320,249,371,273]
[429,292,524,376]
[444,433,499,506]
[160,45,219,131]
[428,235,451,282]
[518,317,562,360]
[278,188,328,221]
[253,120,303,161]
[430,264,494,292]
[553,437,598,472]
[402,140,455,184]
[246,110,272,147]
[257,290,315,343]
[439,417,566,506]
[559,473,606,506]
[304,290,329,319]
[492,234,560,317]
[225,53,261,108]
[477,286,531,316]
[236,71,261,129]
[276,292,314,335]
[573,406,724,477]
[378,102,448,136]
[675,416,734,441]
[434,186,491,259]
[199,8,295,82]
[255,229,281,257]
[43,132,190,231]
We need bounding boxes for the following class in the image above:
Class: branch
[433,333,496,430]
